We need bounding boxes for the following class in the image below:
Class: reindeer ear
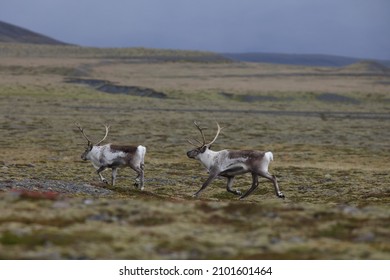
[200,146,207,153]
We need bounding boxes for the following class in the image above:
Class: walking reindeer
[75,123,146,190]
[186,121,284,199]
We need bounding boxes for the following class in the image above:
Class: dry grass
[0,44,390,259]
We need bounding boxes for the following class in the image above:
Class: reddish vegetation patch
[11,190,61,200]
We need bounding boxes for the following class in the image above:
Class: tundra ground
[0,45,389,259]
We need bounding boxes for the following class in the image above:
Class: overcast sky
[1,0,389,60]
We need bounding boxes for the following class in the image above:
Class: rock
[324,174,332,181]
[355,232,376,242]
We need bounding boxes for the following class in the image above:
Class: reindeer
[186,121,284,199]
[75,123,146,190]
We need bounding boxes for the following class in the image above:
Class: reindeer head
[186,121,222,159]
[75,123,110,160]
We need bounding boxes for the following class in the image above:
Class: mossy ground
[0,44,389,259]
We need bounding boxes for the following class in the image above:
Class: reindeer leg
[131,164,144,190]
[111,168,118,186]
[137,163,145,191]
[259,171,285,199]
[193,172,218,197]
[96,166,108,184]
[226,176,242,196]
[239,173,259,200]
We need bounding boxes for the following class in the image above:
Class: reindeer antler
[206,122,222,147]
[75,122,92,145]
[75,123,110,146]
[188,121,222,147]
[188,121,207,147]
[95,124,110,146]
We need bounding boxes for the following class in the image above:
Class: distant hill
[0,21,229,63]
[2,20,388,67]
[222,52,390,67]
[0,20,69,45]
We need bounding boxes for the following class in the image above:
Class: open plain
[0,43,389,259]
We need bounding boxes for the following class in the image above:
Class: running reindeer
[75,123,146,190]
[186,121,284,199]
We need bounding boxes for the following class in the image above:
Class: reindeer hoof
[277,192,285,199]
[102,179,109,184]
[133,182,144,191]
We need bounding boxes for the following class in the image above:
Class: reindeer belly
[220,164,248,176]
[107,159,126,168]
[101,150,128,168]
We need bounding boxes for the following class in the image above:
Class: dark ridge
[316,93,360,104]
[220,92,360,104]
[65,78,167,99]
[115,55,231,63]
[0,20,69,45]
[222,52,390,68]
[220,92,280,102]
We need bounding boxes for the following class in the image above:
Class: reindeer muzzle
[187,150,196,159]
